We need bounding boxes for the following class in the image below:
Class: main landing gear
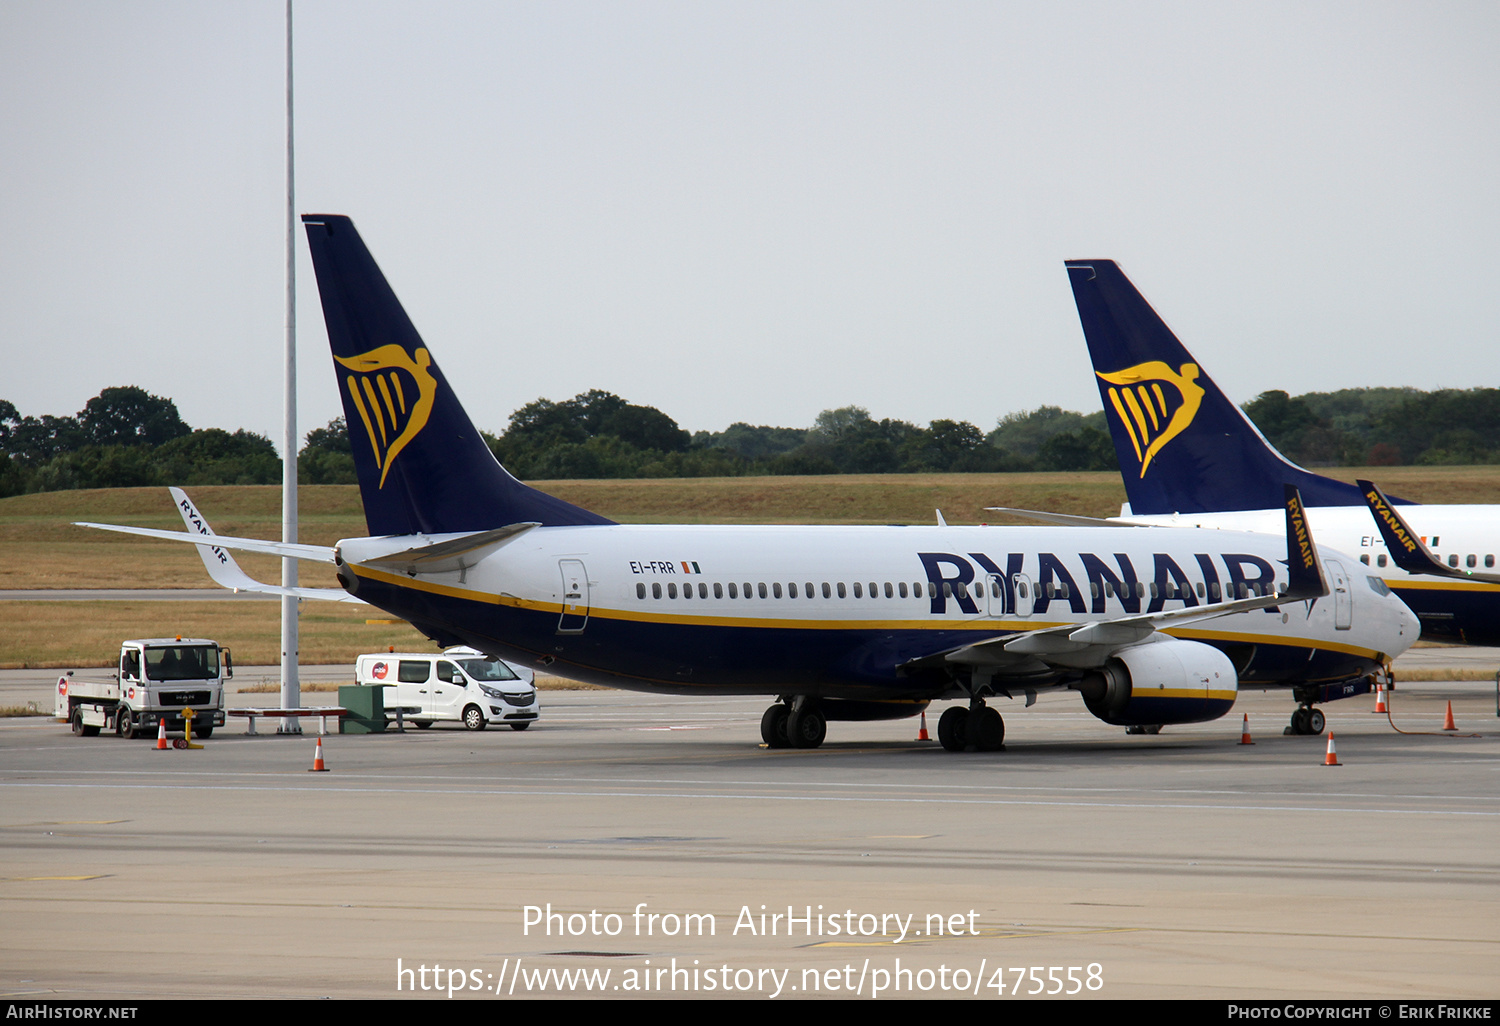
[760,697,826,749]
[936,699,1005,753]
[1286,705,1326,736]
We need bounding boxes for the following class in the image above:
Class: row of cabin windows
[1360,553,1495,569]
[634,578,1278,602]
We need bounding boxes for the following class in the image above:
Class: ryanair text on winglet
[1365,487,1420,554]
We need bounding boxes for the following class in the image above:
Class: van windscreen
[457,658,519,682]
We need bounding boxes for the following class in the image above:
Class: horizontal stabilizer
[361,523,541,575]
[74,522,336,564]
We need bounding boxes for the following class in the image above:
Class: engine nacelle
[1074,639,1238,727]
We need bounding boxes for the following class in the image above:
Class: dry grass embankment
[1,600,427,670]
[6,466,1495,591]
[4,468,1498,669]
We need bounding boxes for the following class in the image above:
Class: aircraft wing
[164,487,358,602]
[1358,479,1500,585]
[917,485,1330,675]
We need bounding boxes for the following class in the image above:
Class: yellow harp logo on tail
[1096,362,1205,478]
[335,345,437,488]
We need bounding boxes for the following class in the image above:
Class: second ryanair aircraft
[1064,259,1500,654]
[80,218,1419,750]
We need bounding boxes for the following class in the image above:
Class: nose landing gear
[1287,705,1326,735]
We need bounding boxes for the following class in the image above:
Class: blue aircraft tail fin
[301,214,614,535]
[1064,259,1379,515]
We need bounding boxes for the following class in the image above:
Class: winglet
[1354,478,1500,584]
[1282,484,1328,602]
[168,487,356,602]
[1356,479,1432,572]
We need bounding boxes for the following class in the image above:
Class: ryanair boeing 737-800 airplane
[1060,260,1500,672]
[79,218,1419,750]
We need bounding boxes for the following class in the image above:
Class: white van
[354,647,538,731]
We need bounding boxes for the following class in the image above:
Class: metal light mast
[280,0,300,731]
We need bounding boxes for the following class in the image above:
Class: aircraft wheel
[1307,708,1325,735]
[937,707,969,752]
[510,722,530,731]
[1289,707,1311,735]
[760,704,790,748]
[787,705,826,749]
[462,705,488,731]
[970,707,1005,751]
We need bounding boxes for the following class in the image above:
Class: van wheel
[414,720,432,729]
[462,705,487,731]
[510,722,530,731]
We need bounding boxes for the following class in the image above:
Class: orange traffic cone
[155,720,169,750]
[1372,682,1387,714]
[1322,732,1341,766]
[1443,701,1457,731]
[308,737,329,772]
[1238,713,1254,745]
[917,710,930,741]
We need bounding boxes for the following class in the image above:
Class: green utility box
[339,684,386,734]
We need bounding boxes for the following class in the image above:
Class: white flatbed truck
[58,638,231,739]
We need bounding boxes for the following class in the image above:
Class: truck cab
[61,638,231,739]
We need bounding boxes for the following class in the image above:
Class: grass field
[0,599,428,670]
[5,465,1498,591]
[3,466,1498,668]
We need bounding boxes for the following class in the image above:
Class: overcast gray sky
[3,1,1497,452]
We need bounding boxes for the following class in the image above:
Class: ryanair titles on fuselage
[627,546,1286,617]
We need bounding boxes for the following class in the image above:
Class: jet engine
[1074,638,1238,727]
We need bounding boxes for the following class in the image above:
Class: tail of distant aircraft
[1063,259,1385,515]
[301,215,614,536]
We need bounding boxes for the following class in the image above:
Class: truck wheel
[462,705,487,731]
[196,725,213,739]
[72,709,86,736]
[510,721,530,731]
[117,708,136,739]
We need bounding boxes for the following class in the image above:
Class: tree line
[3,383,1497,497]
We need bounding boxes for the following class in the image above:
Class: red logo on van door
[372,662,388,680]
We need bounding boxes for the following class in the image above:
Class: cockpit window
[1366,576,1391,597]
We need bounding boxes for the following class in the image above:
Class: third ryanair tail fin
[1064,260,1385,515]
[301,215,614,536]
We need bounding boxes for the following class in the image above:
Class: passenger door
[1325,559,1352,630]
[557,559,590,633]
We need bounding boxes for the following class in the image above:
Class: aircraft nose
[1389,593,1420,653]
